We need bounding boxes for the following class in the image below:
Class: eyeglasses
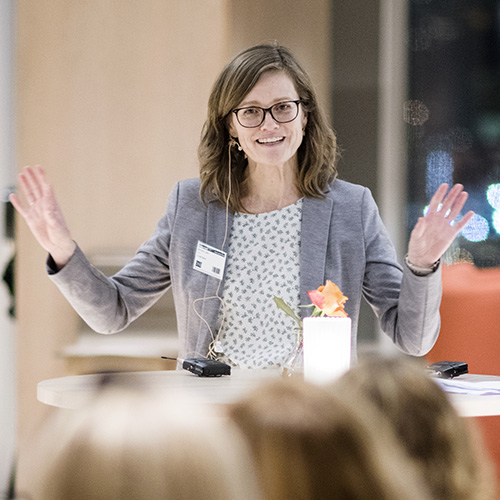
[232,100,302,128]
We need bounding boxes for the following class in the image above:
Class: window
[407,0,500,267]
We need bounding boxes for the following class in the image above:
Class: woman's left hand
[407,183,474,267]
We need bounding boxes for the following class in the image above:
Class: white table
[37,368,282,410]
[435,373,500,417]
[37,369,500,418]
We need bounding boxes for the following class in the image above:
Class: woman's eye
[242,108,259,116]
[275,103,292,112]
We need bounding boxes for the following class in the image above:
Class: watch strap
[405,255,440,276]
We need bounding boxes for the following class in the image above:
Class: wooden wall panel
[15,0,229,470]
[228,0,332,111]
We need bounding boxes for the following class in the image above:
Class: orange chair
[427,262,500,483]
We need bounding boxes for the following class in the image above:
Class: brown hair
[27,383,262,500]
[198,43,339,212]
[229,378,432,500]
[333,356,498,500]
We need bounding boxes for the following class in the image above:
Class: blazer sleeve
[361,188,441,356]
[47,184,179,334]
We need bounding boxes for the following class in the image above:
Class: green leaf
[273,296,303,330]
[311,306,323,317]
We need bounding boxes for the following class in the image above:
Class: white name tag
[193,241,226,280]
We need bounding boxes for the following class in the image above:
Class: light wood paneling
[15,0,229,464]
[228,0,332,112]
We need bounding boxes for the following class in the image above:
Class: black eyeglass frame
[231,100,302,128]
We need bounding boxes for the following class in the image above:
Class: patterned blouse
[215,199,303,368]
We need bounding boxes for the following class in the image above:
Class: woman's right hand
[9,166,76,268]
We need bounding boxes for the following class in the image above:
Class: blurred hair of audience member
[228,377,433,500]
[332,355,497,500]
[24,377,262,500]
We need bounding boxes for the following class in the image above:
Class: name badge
[193,241,226,280]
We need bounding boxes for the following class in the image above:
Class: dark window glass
[407,0,500,267]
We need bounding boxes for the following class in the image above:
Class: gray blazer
[49,178,441,362]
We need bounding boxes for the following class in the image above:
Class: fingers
[427,183,449,213]
[453,210,475,232]
[10,165,49,209]
[440,183,467,216]
[20,165,46,204]
[428,183,462,211]
[427,183,471,222]
[15,168,35,207]
[8,192,27,218]
[445,191,468,221]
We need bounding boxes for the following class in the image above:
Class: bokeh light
[426,150,453,197]
[461,214,489,242]
[403,100,430,125]
[486,184,500,210]
[492,210,500,235]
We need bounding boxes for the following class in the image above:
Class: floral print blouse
[215,199,302,368]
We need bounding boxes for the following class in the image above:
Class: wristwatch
[404,255,440,276]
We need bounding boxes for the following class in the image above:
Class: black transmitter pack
[427,361,468,379]
[182,358,231,377]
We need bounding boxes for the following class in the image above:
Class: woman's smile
[256,136,285,145]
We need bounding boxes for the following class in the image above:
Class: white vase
[303,316,352,384]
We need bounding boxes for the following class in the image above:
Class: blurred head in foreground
[332,355,497,500]
[28,380,261,500]
[228,377,432,500]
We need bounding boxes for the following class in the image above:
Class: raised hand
[9,166,76,268]
[407,183,474,268]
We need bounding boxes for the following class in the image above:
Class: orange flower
[307,280,348,317]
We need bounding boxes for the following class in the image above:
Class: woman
[332,356,497,500]
[27,379,262,500]
[228,377,433,500]
[10,43,473,368]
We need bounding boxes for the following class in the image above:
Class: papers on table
[435,377,500,396]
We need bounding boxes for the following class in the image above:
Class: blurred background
[0,0,499,493]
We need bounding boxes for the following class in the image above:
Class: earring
[229,137,243,151]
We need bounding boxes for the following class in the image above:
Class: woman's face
[229,71,307,170]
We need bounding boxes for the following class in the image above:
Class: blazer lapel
[206,200,233,255]
[300,196,333,316]
[194,200,234,355]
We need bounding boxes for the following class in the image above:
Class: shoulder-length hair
[198,43,340,212]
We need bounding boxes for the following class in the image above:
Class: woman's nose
[259,110,279,130]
